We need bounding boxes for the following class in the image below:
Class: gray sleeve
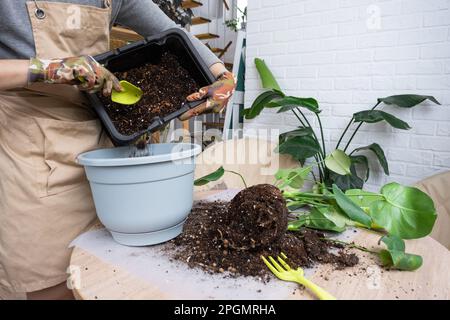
[114,0,222,68]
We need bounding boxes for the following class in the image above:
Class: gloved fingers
[103,78,113,96]
[186,86,210,102]
[110,73,123,92]
[74,64,96,90]
[101,69,121,96]
[209,98,227,113]
[178,101,209,121]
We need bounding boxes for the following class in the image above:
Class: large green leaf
[345,189,383,207]
[275,167,312,189]
[325,149,352,176]
[352,143,389,175]
[370,183,437,239]
[242,90,284,119]
[255,58,282,91]
[194,167,225,186]
[264,96,319,113]
[379,235,423,271]
[279,127,314,144]
[329,165,364,191]
[378,95,440,108]
[322,205,358,228]
[354,110,411,130]
[276,135,321,160]
[289,207,346,233]
[351,155,370,181]
[332,184,372,227]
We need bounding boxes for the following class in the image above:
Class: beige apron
[0,0,112,294]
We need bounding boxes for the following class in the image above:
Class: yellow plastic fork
[261,253,336,300]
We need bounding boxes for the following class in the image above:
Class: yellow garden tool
[111,80,143,105]
[261,253,336,300]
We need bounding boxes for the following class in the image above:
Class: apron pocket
[34,117,104,197]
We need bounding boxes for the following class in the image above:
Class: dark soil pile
[100,52,199,136]
[226,184,288,250]
[168,199,359,281]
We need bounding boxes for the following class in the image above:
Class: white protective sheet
[70,189,357,299]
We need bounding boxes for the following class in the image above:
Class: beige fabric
[195,137,299,191]
[26,0,111,59]
[0,1,112,295]
[416,171,450,250]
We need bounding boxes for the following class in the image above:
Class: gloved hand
[28,55,122,96]
[179,71,236,121]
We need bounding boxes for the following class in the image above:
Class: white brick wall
[244,0,450,190]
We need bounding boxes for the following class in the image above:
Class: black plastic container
[88,28,215,146]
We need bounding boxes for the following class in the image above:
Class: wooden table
[70,191,450,300]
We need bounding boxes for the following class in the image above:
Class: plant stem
[343,101,382,152]
[314,155,324,181]
[311,170,318,183]
[320,238,378,254]
[315,112,326,156]
[291,108,306,127]
[296,108,324,156]
[294,108,327,180]
[336,117,354,150]
[292,108,325,182]
[298,110,328,181]
[225,170,248,189]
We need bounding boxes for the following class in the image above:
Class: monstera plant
[235,58,442,271]
[243,58,441,191]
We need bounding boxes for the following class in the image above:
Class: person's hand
[28,56,122,96]
[179,71,236,121]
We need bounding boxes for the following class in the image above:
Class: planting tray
[87,28,215,146]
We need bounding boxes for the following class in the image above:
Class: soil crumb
[167,200,359,281]
[100,52,199,136]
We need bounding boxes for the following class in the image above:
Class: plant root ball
[225,184,288,250]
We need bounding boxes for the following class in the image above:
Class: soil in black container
[100,52,200,136]
[167,184,359,281]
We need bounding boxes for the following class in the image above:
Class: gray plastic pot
[77,143,201,246]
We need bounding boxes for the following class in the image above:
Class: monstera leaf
[194,167,225,186]
[325,150,352,176]
[267,96,319,113]
[275,167,312,189]
[378,235,423,271]
[276,135,321,160]
[332,184,372,227]
[353,110,411,130]
[378,95,440,108]
[255,58,282,91]
[370,183,437,239]
[242,90,284,119]
[352,143,389,175]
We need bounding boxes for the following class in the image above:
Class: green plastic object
[111,80,143,105]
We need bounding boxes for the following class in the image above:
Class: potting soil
[100,52,200,136]
[168,199,359,281]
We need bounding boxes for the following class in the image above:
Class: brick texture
[244,0,450,189]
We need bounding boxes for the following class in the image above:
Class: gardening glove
[179,71,236,121]
[28,55,122,96]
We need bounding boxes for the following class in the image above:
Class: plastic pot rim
[77,143,201,167]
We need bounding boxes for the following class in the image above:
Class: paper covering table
[69,190,450,300]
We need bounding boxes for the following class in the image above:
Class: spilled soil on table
[167,184,359,281]
[100,52,199,136]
